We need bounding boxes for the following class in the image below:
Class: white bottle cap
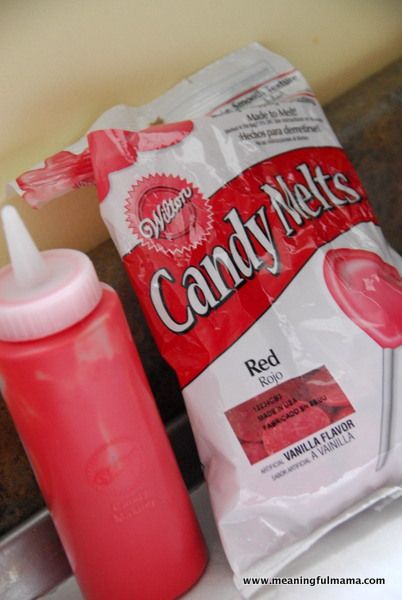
[0,206,102,341]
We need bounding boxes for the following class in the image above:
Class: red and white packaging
[11,45,402,596]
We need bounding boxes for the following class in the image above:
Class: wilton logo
[139,186,193,240]
[125,174,213,255]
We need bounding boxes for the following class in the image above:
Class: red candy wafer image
[226,366,354,464]
[326,405,355,421]
[262,404,331,457]
[240,441,267,465]
[306,367,350,408]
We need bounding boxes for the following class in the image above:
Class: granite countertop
[0,57,401,538]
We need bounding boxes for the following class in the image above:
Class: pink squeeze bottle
[0,206,207,600]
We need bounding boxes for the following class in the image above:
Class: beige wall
[1,0,401,266]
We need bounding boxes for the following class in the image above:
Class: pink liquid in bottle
[0,207,207,600]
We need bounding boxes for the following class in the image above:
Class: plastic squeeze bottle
[0,206,207,600]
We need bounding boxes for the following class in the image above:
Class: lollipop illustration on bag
[324,248,402,470]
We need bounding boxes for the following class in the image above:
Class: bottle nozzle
[1,205,48,289]
[0,205,101,341]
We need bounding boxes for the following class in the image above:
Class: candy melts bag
[12,45,402,597]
